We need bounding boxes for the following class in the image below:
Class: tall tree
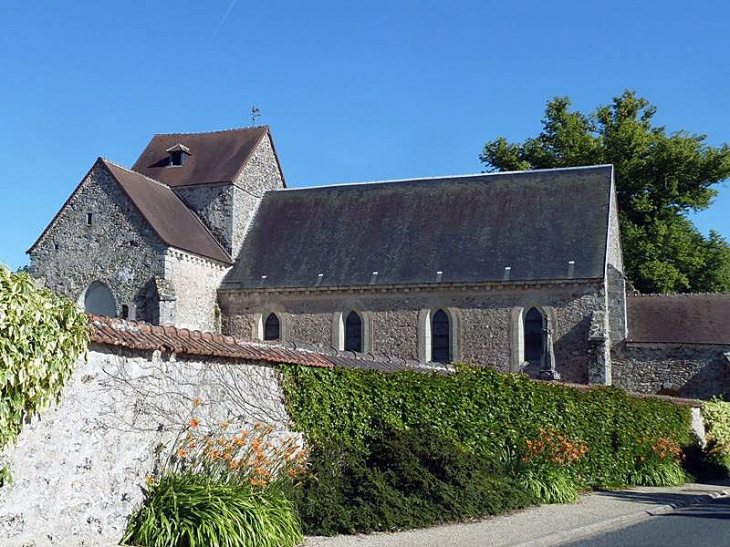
[480,91,730,293]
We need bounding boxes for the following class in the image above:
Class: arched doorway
[82,281,116,317]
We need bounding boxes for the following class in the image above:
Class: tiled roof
[132,126,285,187]
[101,160,232,264]
[224,165,614,289]
[627,293,730,345]
[88,314,417,372]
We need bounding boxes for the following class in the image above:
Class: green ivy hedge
[281,364,693,490]
[0,266,88,450]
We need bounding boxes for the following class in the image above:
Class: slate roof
[102,160,232,264]
[132,126,284,187]
[223,165,614,289]
[627,293,730,345]
[88,314,420,373]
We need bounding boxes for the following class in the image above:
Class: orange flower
[221,421,230,430]
[145,475,155,485]
[192,397,202,407]
[177,448,188,458]
[190,418,200,429]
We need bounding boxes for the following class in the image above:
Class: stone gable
[29,161,167,322]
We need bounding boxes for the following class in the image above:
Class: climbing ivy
[0,266,88,450]
[281,364,693,488]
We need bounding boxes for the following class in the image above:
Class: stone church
[28,127,730,397]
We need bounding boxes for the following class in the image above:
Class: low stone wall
[612,343,730,400]
[0,344,291,546]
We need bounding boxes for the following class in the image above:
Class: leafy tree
[480,91,730,293]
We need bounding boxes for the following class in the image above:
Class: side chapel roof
[627,293,730,345]
[223,165,615,289]
[132,126,285,187]
[101,160,232,264]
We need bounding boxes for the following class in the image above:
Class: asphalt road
[563,497,730,547]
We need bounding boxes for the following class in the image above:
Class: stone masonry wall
[220,282,605,384]
[231,134,285,259]
[173,184,235,255]
[612,343,730,399]
[0,345,292,546]
[163,249,230,331]
[29,162,166,322]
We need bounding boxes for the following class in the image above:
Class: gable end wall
[29,164,167,321]
[231,134,285,258]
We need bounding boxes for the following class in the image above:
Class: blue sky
[1,0,728,270]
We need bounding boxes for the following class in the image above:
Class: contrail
[211,0,238,40]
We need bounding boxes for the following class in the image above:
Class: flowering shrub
[158,417,308,490]
[124,404,306,547]
[626,435,686,486]
[504,428,588,504]
[522,428,589,467]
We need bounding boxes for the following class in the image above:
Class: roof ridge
[100,158,172,190]
[152,125,269,137]
[279,164,614,193]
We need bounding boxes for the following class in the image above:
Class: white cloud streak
[211,0,238,40]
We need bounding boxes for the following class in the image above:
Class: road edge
[513,488,730,547]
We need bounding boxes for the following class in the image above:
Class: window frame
[332,310,372,353]
[510,304,555,372]
[344,311,363,353]
[418,307,460,363]
[263,312,281,341]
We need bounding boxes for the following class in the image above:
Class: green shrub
[123,473,302,547]
[282,364,694,534]
[293,424,534,535]
[701,399,730,477]
[0,266,88,450]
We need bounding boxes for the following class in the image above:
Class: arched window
[524,307,544,366]
[345,311,362,352]
[264,313,280,341]
[83,281,116,317]
[431,309,450,363]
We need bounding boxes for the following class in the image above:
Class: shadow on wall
[552,314,592,384]
[679,355,730,400]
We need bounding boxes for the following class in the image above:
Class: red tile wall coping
[88,314,337,369]
[87,314,702,407]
